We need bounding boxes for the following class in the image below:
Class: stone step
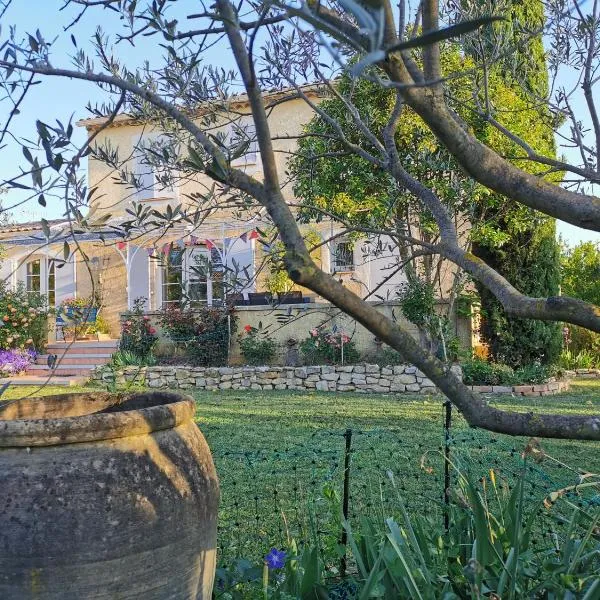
[0,375,87,387]
[35,354,113,365]
[26,364,95,376]
[47,341,118,354]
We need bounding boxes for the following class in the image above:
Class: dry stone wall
[91,364,569,396]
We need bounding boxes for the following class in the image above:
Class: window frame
[332,241,355,273]
[160,246,225,308]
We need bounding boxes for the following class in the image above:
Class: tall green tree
[468,0,562,366]
[290,45,561,362]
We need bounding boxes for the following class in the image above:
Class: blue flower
[264,548,286,569]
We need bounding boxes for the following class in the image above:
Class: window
[161,249,184,307]
[47,261,56,308]
[133,134,178,201]
[26,259,41,293]
[161,246,224,308]
[229,120,258,166]
[333,242,354,272]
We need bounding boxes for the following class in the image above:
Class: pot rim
[0,392,196,448]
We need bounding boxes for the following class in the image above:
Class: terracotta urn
[0,391,219,599]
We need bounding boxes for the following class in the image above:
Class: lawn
[3,381,600,567]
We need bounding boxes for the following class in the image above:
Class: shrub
[157,304,236,366]
[119,297,158,360]
[110,350,156,368]
[462,358,558,385]
[0,348,36,376]
[559,348,598,370]
[461,358,515,386]
[0,281,49,351]
[299,326,360,365]
[238,323,277,365]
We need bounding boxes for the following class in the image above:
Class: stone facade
[90,363,450,393]
[90,363,569,396]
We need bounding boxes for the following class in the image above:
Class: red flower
[148,327,157,335]
[244,324,252,333]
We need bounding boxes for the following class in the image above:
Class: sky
[0,0,598,247]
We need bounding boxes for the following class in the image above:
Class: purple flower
[264,548,286,570]
[0,349,36,375]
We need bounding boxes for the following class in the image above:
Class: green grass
[3,380,600,566]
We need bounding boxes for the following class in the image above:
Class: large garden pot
[0,391,219,599]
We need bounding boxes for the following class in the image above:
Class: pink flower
[310,329,318,337]
[148,327,157,335]
[143,315,151,321]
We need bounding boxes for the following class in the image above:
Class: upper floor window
[132,134,178,202]
[332,241,355,273]
[229,119,258,167]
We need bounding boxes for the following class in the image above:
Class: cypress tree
[471,0,562,367]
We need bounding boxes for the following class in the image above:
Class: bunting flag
[189,235,199,246]
[176,239,185,249]
[248,229,259,240]
[117,241,127,250]
[161,243,171,255]
[239,231,248,243]
[205,239,215,250]
[146,247,155,257]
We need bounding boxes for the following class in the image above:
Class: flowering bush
[0,281,49,351]
[238,323,277,365]
[299,326,360,365]
[0,348,36,376]
[157,304,236,366]
[59,296,91,310]
[119,297,158,360]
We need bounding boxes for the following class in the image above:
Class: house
[0,90,472,376]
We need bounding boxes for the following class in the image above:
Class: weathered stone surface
[315,381,329,391]
[393,365,405,375]
[322,373,340,382]
[396,374,417,384]
[365,364,380,374]
[0,391,219,599]
[492,386,512,394]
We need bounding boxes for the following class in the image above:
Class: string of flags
[117,229,261,257]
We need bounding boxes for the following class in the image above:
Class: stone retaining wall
[91,364,569,396]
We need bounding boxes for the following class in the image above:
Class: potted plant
[57,297,97,341]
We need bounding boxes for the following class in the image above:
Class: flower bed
[0,348,36,377]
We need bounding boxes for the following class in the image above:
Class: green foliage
[157,304,235,366]
[299,326,360,365]
[119,297,158,360]
[559,348,599,370]
[0,280,49,351]
[239,323,278,365]
[561,241,600,307]
[475,218,562,368]
[470,0,562,368]
[110,349,156,368]
[264,228,322,295]
[340,470,600,599]
[461,358,558,385]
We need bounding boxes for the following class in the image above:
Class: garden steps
[25,340,118,378]
[0,375,87,386]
